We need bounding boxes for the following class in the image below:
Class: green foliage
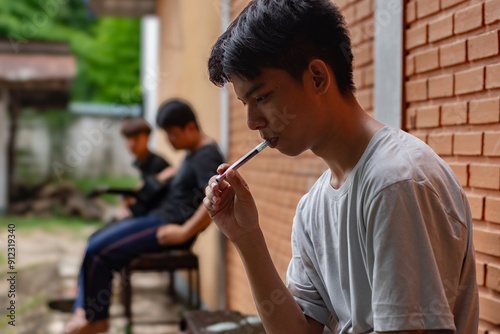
[0,215,103,232]
[70,175,140,204]
[73,18,142,104]
[0,0,142,104]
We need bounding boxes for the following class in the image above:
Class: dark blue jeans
[73,215,193,321]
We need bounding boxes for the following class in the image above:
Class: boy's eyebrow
[244,83,265,99]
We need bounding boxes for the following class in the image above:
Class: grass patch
[70,175,140,204]
[72,175,140,193]
[0,216,104,234]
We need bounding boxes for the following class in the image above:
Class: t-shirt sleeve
[287,221,333,328]
[194,146,224,190]
[151,155,170,173]
[365,180,465,332]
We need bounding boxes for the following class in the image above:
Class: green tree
[0,0,142,104]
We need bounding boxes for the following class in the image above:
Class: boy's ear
[185,121,198,132]
[307,59,330,95]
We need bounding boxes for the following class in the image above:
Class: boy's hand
[204,164,260,243]
[156,224,187,245]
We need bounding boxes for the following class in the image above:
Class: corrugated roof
[0,53,76,84]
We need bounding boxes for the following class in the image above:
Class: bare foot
[64,308,109,334]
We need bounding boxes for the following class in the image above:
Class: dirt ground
[0,224,185,334]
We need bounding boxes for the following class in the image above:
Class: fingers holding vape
[204,164,260,243]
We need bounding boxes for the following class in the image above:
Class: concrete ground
[0,224,187,334]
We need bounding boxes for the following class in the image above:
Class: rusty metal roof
[0,54,76,85]
[87,0,156,17]
[0,40,76,89]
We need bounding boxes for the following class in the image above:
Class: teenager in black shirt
[65,99,224,334]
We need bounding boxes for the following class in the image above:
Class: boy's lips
[268,137,279,148]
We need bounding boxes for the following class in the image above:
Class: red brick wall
[224,0,375,315]
[405,0,500,331]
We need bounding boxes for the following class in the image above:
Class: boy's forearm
[155,166,178,184]
[182,204,213,240]
[234,229,322,334]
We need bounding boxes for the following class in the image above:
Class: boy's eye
[256,93,269,103]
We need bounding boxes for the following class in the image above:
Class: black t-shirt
[133,153,170,179]
[130,153,170,216]
[152,142,224,224]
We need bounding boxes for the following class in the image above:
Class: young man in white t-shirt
[203,1,479,333]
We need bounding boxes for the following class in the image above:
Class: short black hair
[120,117,151,137]
[156,99,200,130]
[208,0,355,96]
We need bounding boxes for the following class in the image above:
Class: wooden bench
[120,250,200,332]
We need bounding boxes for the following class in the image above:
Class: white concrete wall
[0,89,8,214]
[374,0,404,128]
[16,114,138,185]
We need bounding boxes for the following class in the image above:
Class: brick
[468,31,500,61]
[441,102,468,125]
[336,0,349,8]
[417,0,440,19]
[343,6,355,25]
[428,133,452,155]
[476,259,486,286]
[353,69,363,89]
[416,105,440,128]
[441,0,466,9]
[415,48,439,73]
[407,1,417,24]
[486,262,500,291]
[485,0,500,25]
[406,55,415,77]
[453,132,482,156]
[356,89,372,110]
[351,25,364,46]
[407,24,427,50]
[428,74,453,98]
[406,79,427,102]
[474,226,500,256]
[363,19,375,40]
[448,162,468,187]
[439,40,466,68]
[469,97,500,124]
[454,67,484,95]
[467,193,483,220]
[470,164,500,190]
[355,0,373,21]
[406,108,417,130]
[353,42,372,66]
[454,3,483,34]
[412,132,427,143]
[484,132,500,156]
[486,197,500,224]
[364,66,374,86]
[486,63,500,89]
[429,14,453,42]
[479,294,500,325]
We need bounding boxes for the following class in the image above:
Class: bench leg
[121,267,133,333]
[196,268,201,309]
[188,269,193,308]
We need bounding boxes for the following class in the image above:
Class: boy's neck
[188,133,213,153]
[312,94,384,189]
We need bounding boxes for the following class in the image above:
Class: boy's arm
[204,165,324,334]
[156,203,212,245]
[233,227,325,334]
[155,166,178,184]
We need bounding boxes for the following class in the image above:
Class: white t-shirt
[287,127,478,333]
